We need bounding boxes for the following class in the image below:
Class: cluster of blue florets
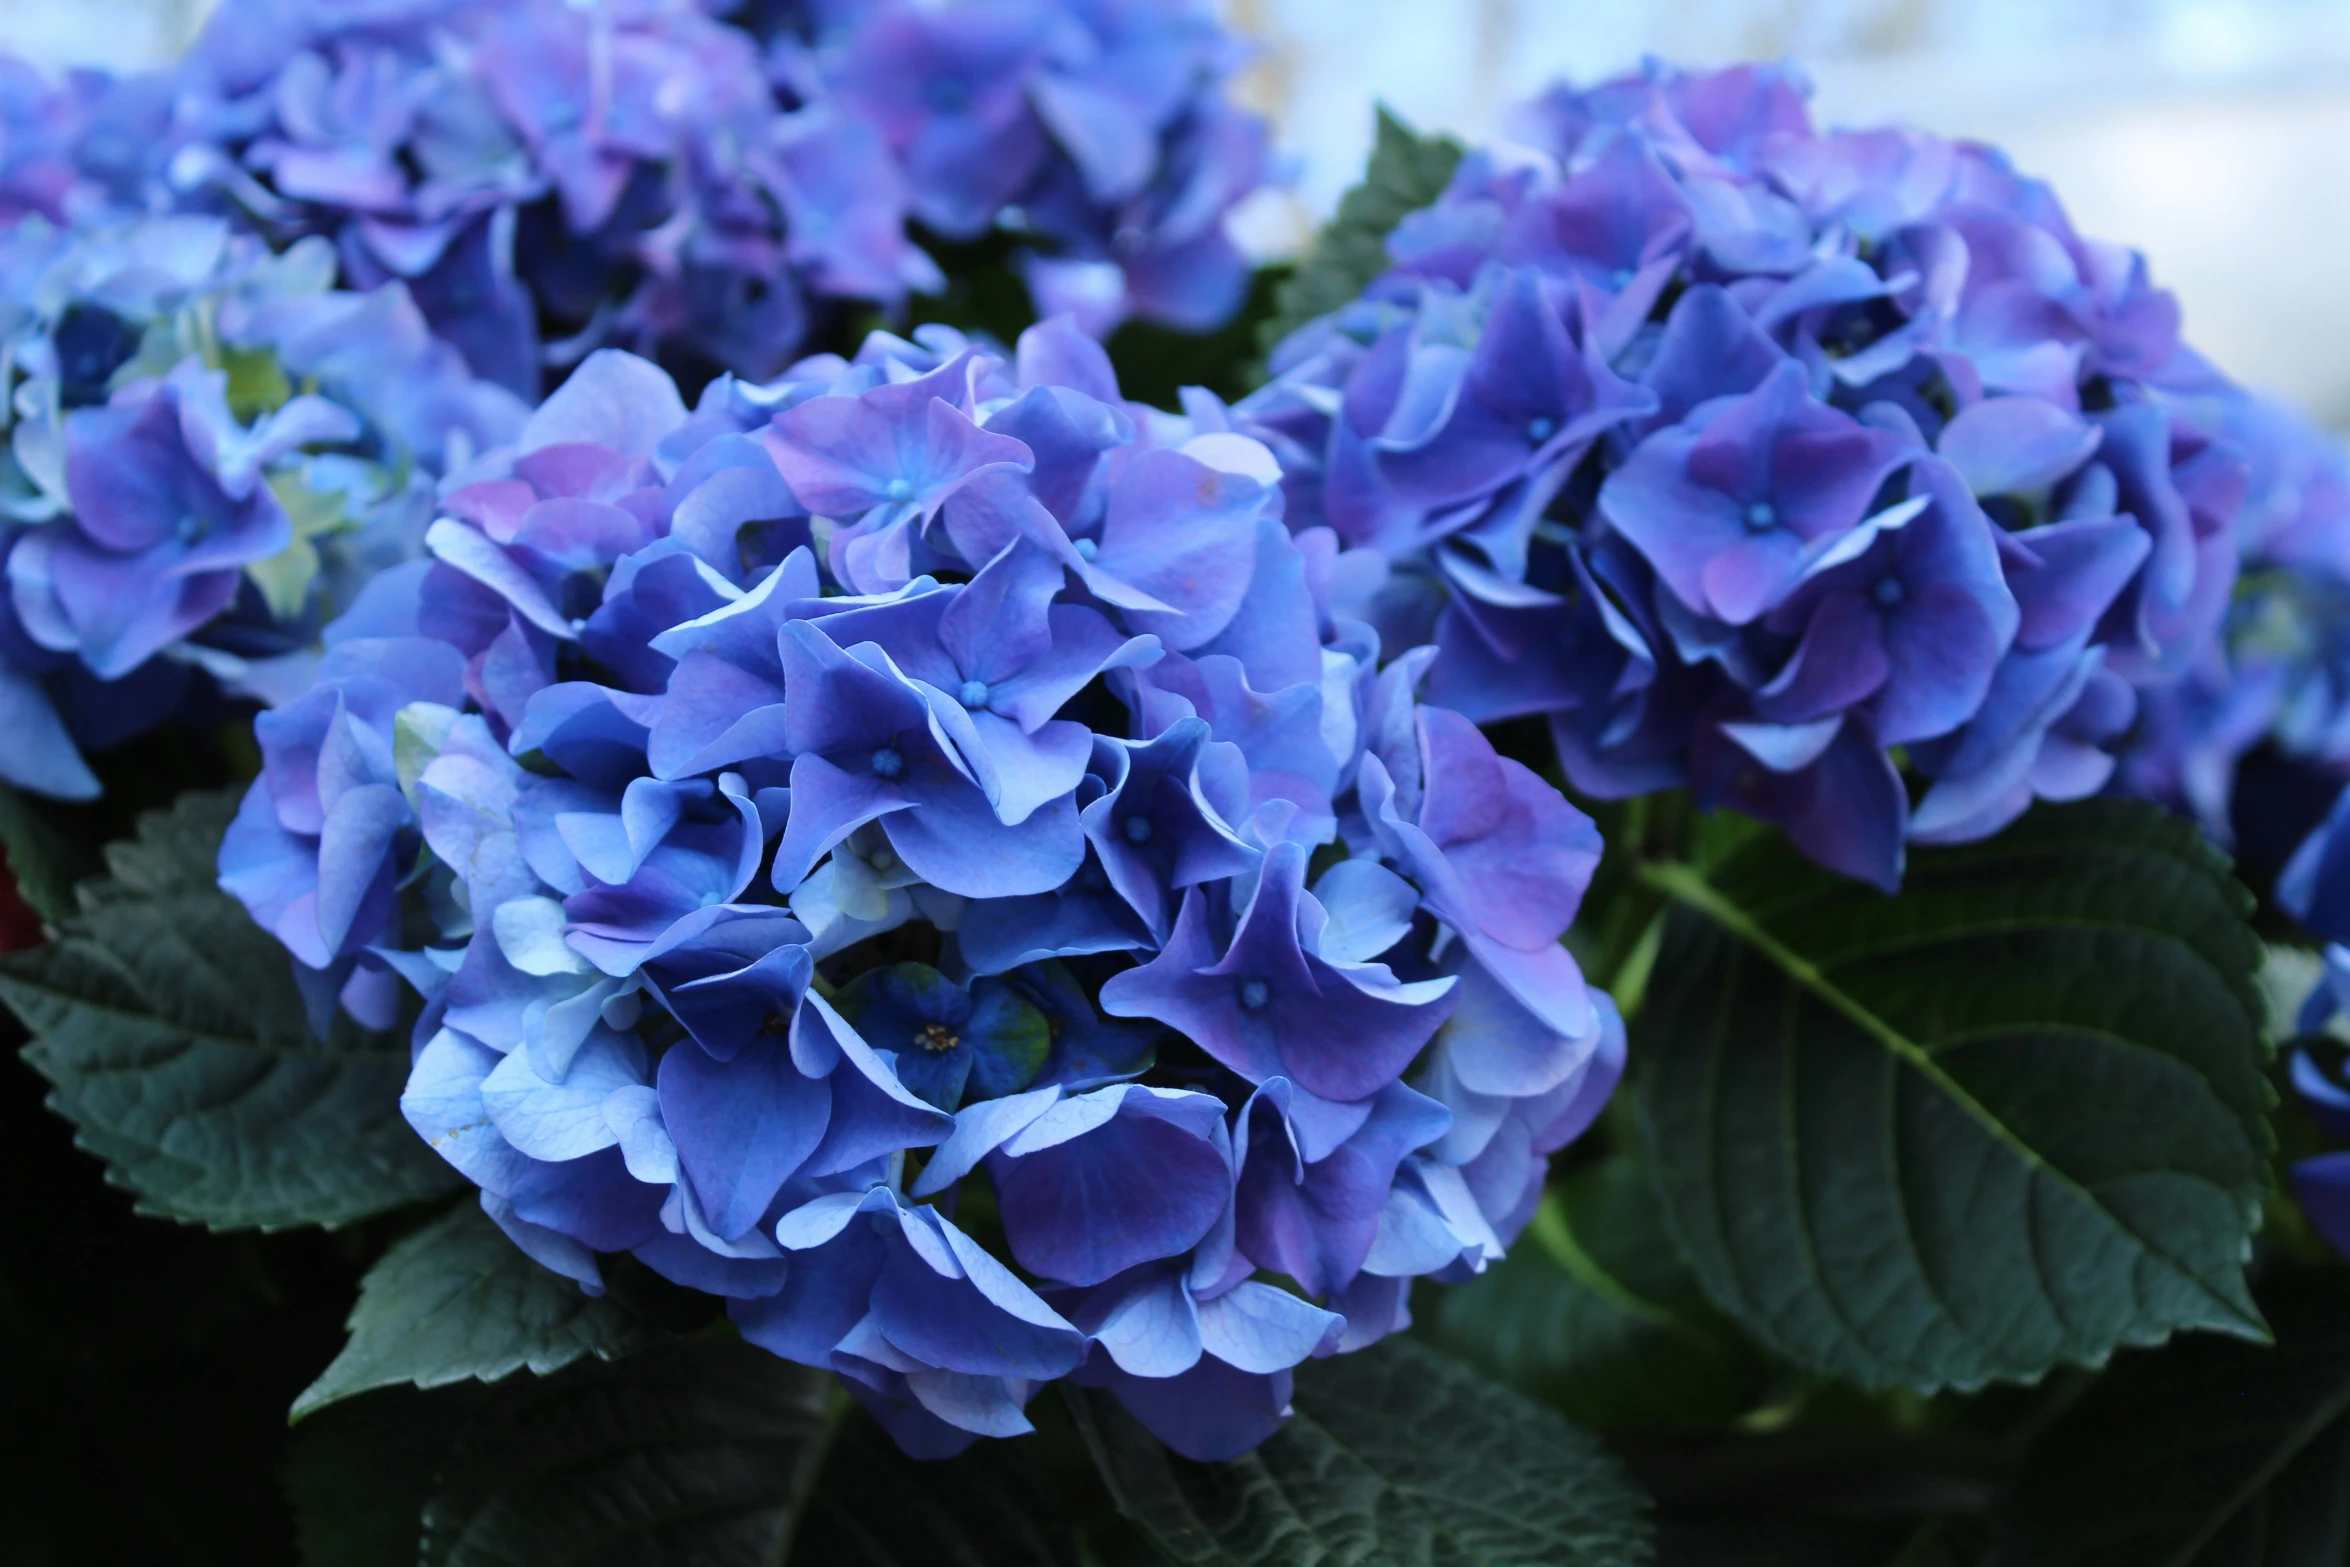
[0,0,1268,804]
[1235,59,2261,889]
[218,324,1621,1459]
[57,0,1266,393]
[20,5,2350,1453]
[0,211,524,799]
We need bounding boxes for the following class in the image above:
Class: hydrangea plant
[216,324,1621,1458]
[745,0,1270,338]
[0,36,2339,1567]
[2122,393,2350,864]
[0,211,523,800]
[1235,60,2255,889]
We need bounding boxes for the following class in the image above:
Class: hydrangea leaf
[1637,797,2273,1393]
[0,789,458,1229]
[417,1335,1084,1566]
[0,783,99,926]
[1426,1155,1767,1432]
[287,1384,493,1567]
[1071,1336,1654,1566]
[292,1203,653,1420]
[1257,106,1463,354]
[1987,1275,2350,1567]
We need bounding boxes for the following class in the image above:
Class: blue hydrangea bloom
[2270,798,2350,1264]
[154,0,938,392]
[752,0,1270,338]
[2120,392,2350,867]
[147,0,1267,396]
[0,213,524,802]
[223,319,1621,1460]
[1241,61,2263,889]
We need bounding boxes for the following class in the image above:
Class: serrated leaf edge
[1640,853,2270,1350]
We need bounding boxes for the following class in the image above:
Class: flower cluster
[748,0,1270,338]
[2270,796,2350,1262]
[166,0,895,393]
[1236,61,2248,889]
[144,0,1268,398]
[218,322,1621,1460]
[0,211,524,800]
[2120,393,2350,865]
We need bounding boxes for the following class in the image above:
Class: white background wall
[8,0,2350,421]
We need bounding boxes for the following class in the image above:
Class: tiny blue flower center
[1238,978,1270,1011]
[916,1022,960,1052]
[1123,815,1153,845]
[1610,266,1634,289]
[869,746,906,779]
[868,843,897,872]
[958,678,989,709]
[1873,575,1906,609]
[884,477,915,503]
[1080,861,1109,891]
[1072,537,1100,560]
[175,512,208,544]
[928,77,970,113]
[1743,500,1778,533]
[1526,415,1558,444]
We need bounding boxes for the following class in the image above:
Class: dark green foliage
[1637,799,2273,1392]
[287,1385,493,1567]
[1,997,372,1566]
[1256,107,1464,354]
[1426,1154,1766,1431]
[418,1336,852,1566]
[293,1203,654,1418]
[0,782,100,926]
[1074,1336,1653,1566]
[0,789,457,1229]
[284,1332,1097,1567]
[1988,1271,2350,1567]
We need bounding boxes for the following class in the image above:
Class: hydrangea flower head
[1242,60,2257,888]
[222,319,1621,1460]
[0,212,524,801]
[2267,794,2350,1266]
[2121,392,2350,868]
[757,0,1271,338]
[168,0,939,392]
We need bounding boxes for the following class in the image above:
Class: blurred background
[0,0,2346,395]
[5,0,2349,419]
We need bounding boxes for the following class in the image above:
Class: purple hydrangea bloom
[165,0,938,391]
[0,213,524,802]
[2121,392,2350,869]
[761,0,1270,338]
[2267,799,2350,1268]
[225,317,1619,1460]
[159,0,1270,396]
[1245,61,2267,888]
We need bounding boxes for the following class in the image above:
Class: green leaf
[292,1203,653,1419]
[0,783,99,925]
[1074,1335,1653,1565]
[1257,106,1463,353]
[1987,1274,2350,1567]
[0,789,458,1229]
[1426,1155,1767,1431]
[1636,798,2272,1393]
[418,1334,1081,1566]
[286,1384,490,1567]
